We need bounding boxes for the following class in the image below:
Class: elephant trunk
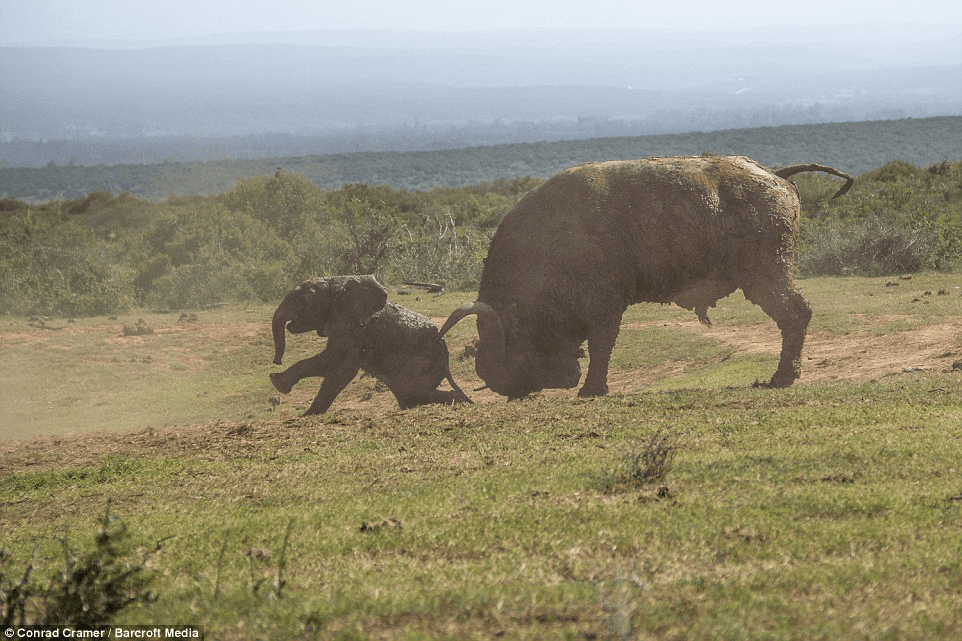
[440,300,507,388]
[271,308,289,365]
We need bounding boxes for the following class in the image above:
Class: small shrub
[599,430,676,492]
[0,502,159,626]
[245,519,295,601]
[334,192,400,278]
[388,211,492,290]
[798,214,943,276]
[927,160,952,176]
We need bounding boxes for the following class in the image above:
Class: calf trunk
[272,311,288,365]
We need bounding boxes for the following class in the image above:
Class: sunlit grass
[3,377,962,638]
[3,274,962,637]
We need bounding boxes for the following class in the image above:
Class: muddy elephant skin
[441,155,853,400]
[270,275,470,415]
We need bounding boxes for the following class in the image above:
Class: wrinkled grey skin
[441,155,853,400]
[271,275,471,415]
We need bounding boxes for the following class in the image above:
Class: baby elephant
[270,275,471,415]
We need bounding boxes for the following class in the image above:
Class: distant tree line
[1,159,960,317]
[2,104,945,170]
[3,117,961,203]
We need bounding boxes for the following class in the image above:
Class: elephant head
[271,275,388,365]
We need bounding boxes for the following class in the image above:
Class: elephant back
[361,301,449,393]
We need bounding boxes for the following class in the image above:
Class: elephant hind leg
[385,368,472,409]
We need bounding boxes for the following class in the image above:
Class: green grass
[611,326,729,370]
[802,272,962,334]
[3,381,961,639]
[3,275,962,639]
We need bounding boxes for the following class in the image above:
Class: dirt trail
[607,316,962,393]
[2,313,960,475]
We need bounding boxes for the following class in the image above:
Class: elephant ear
[322,275,388,337]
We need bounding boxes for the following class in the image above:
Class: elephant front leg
[304,362,360,415]
[270,349,342,395]
[579,317,622,398]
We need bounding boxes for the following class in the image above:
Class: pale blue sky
[2,0,961,45]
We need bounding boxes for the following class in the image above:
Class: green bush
[330,185,401,278]
[66,190,114,215]
[0,206,134,316]
[147,244,254,309]
[796,160,962,276]
[798,214,946,276]
[136,201,292,308]
[388,211,492,290]
[1,503,158,626]
[220,169,330,240]
[2,161,958,315]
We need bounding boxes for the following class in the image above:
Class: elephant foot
[577,382,608,398]
[270,372,294,394]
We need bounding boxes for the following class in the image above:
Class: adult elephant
[271,275,470,415]
[440,155,853,400]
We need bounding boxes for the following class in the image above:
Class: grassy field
[2,274,962,639]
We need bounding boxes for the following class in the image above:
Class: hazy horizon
[2,1,961,166]
[3,0,962,46]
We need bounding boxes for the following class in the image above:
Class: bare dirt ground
[606,315,962,394]
[2,313,961,476]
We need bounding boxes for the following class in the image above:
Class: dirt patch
[615,316,962,390]
[0,418,331,477]
[2,312,961,475]
[774,320,959,383]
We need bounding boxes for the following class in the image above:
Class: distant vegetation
[2,153,960,317]
[3,117,961,202]
[795,160,962,277]
[0,172,536,315]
